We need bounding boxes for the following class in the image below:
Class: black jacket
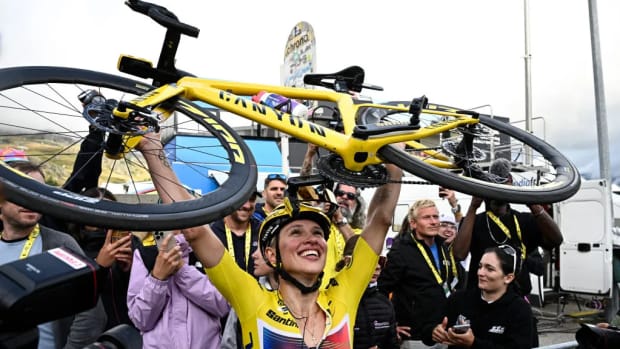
[353,285,399,349]
[210,218,260,276]
[445,287,533,349]
[378,233,459,344]
[252,202,268,222]
[467,208,557,296]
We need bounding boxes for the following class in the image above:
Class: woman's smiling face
[268,219,327,282]
[477,251,512,293]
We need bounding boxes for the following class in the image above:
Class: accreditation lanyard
[1,224,41,260]
[486,211,526,261]
[412,234,457,286]
[225,225,252,270]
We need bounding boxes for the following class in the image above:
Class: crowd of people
[0,108,569,348]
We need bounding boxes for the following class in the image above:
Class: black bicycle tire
[378,114,581,204]
[0,66,257,230]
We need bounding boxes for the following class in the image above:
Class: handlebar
[125,0,199,37]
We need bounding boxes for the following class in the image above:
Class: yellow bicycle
[0,0,580,231]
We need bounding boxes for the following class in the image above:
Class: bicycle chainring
[317,153,388,188]
[83,100,157,136]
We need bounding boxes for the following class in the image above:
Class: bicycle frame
[115,76,480,172]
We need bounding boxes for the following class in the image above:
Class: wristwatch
[451,203,461,214]
[335,217,348,226]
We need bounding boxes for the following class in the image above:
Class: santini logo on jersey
[266,309,298,328]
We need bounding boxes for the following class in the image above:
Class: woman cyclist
[137,133,403,348]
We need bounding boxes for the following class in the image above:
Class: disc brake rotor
[83,99,158,136]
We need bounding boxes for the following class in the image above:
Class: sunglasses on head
[498,244,517,274]
[334,189,357,200]
[267,173,287,180]
[265,174,287,186]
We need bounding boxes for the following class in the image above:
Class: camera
[0,247,100,332]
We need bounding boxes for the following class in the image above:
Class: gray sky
[1,0,618,183]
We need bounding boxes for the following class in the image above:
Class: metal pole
[588,0,610,182]
[523,0,533,166]
[588,0,616,324]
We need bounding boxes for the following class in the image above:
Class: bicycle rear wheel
[359,106,580,204]
[0,66,256,231]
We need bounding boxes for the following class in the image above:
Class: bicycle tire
[0,66,257,231]
[376,114,580,204]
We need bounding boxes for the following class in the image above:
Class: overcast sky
[1,0,618,183]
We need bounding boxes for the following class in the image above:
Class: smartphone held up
[110,230,131,243]
[154,231,176,251]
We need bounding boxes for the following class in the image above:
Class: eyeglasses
[440,222,457,230]
[334,189,357,200]
[498,244,517,274]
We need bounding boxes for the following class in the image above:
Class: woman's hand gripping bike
[0,0,580,231]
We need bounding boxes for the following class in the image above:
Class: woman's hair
[484,245,522,276]
[397,215,411,237]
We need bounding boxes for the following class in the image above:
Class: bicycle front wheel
[368,112,580,204]
[0,66,256,231]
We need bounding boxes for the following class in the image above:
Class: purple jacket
[127,234,230,349]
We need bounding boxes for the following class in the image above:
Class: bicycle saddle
[304,66,383,93]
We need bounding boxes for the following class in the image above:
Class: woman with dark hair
[70,187,136,331]
[431,245,533,348]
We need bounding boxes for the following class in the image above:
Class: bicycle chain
[387,178,434,185]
